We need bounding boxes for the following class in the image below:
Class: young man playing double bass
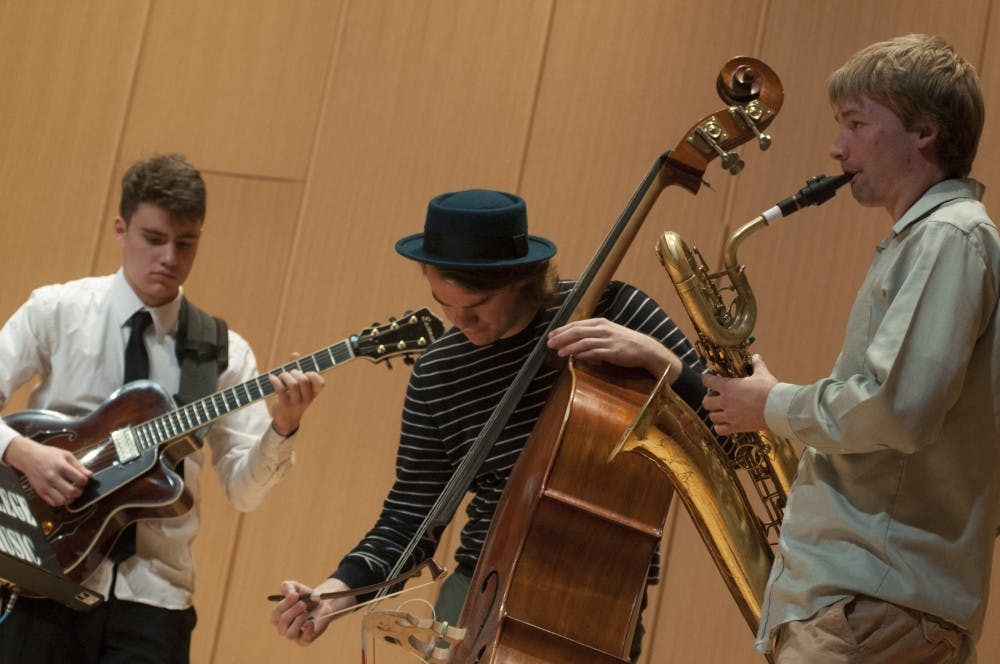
[0,153,325,663]
[271,188,710,660]
[704,35,998,663]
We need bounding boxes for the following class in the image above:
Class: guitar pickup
[111,427,141,463]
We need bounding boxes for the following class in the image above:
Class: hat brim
[395,233,556,269]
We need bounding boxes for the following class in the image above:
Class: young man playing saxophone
[703,35,998,663]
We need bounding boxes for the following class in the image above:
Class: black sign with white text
[0,466,103,610]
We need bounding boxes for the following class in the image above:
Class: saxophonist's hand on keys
[702,354,777,435]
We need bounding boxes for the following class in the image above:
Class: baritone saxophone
[611,172,854,635]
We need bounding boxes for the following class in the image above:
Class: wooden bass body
[455,361,674,663]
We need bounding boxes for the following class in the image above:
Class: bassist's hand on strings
[271,577,353,646]
[702,354,778,435]
[547,318,684,380]
[267,353,326,437]
[3,434,92,507]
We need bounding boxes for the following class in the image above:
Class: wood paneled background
[1,1,997,662]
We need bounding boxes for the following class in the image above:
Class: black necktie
[111,310,153,570]
[124,310,153,383]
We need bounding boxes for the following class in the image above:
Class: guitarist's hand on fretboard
[267,354,326,437]
[4,434,92,507]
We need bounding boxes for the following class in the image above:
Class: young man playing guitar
[0,154,325,663]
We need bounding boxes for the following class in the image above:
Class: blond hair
[827,34,984,178]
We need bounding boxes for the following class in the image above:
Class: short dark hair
[827,34,984,178]
[119,154,206,224]
[425,260,559,311]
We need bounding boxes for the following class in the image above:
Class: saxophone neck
[722,214,769,272]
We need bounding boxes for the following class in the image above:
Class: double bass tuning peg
[731,103,772,151]
[690,118,744,175]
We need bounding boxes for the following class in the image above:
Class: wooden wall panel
[0,0,148,318]
[3,1,1000,663]
[979,0,1000,206]
[120,0,343,179]
[212,2,553,662]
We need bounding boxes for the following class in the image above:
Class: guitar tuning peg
[403,355,415,366]
[384,358,393,370]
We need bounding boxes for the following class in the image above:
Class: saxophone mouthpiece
[776,172,855,217]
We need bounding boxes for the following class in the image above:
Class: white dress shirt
[0,269,295,609]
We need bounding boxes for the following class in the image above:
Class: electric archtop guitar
[4,308,444,584]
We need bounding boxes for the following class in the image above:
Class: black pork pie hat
[395,189,557,269]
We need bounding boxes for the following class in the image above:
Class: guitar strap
[174,296,229,407]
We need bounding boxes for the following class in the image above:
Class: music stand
[0,465,103,611]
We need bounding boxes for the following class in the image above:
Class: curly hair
[120,153,206,224]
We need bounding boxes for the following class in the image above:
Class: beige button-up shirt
[759,179,1000,662]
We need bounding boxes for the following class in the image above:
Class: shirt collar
[110,268,184,337]
[892,178,986,236]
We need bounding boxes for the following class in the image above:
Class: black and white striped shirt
[332,281,706,591]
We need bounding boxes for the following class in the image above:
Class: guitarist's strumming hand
[4,434,93,507]
[267,353,326,437]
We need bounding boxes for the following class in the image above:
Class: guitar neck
[134,338,354,450]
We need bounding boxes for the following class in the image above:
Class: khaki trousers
[774,596,964,664]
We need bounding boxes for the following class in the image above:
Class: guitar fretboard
[132,339,355,451]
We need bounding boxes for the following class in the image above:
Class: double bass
[356,57,783,663]
[453,58,783,663]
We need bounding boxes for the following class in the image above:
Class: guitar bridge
[111,427,141,463]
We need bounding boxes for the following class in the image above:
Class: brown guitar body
[456,360,674,663]
[4,381,197,583]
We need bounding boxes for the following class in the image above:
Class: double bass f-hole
[469,570,499,662]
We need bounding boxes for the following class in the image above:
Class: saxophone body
[658,222,800,526]
[613,173,852,636]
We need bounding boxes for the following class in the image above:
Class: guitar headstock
[665,56,783,194]
[352,307,446,366]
